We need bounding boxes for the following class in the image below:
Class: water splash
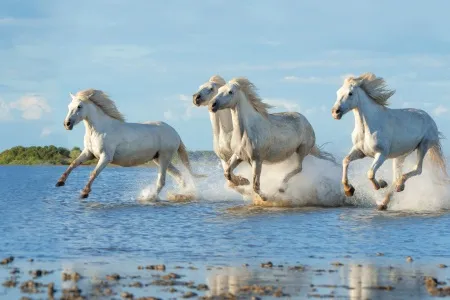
[137,153,450,211]
[344,155,450,211]
[183,155,348,208]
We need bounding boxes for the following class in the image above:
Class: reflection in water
[202,261,447,299]
[0,259,448,299]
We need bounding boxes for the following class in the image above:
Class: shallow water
[1,165,450,299]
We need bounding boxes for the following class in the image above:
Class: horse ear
[69,92,75,100]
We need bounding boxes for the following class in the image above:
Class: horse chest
[85,134,107,158]
[353,130,385,156]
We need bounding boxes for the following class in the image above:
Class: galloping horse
[56,89,205,200]
[192,75,250,186]
[331,72,448,210]
[209,77,337,201]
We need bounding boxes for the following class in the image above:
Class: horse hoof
[55,181,65,187]
[80,193,89,199]
[377,204,388,211]
[237,177,250,186]
[396,184,405,192]
[344,186,355,197]
[227,180,236,188]
[379,180,388,189]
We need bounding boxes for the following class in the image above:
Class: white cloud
[434,105,448,116]
[163,110,175,120]
[162,94,203,121]
[0,99,12,121]
[178,94,190,102]
[9,95,51,120]
[258,39,281,47]
[40,127,53,137]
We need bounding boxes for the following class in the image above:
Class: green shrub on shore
[0,145,216,166]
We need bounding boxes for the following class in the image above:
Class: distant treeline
[0,145,217,166]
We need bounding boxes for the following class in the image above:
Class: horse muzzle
[209,101,218,113]
[192,93,202,106]
[331,108,342,120]
[64,120,73,130]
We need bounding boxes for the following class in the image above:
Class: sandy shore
[1,256,450,299]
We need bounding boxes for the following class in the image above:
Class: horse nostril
[335,109,341,114]
[195,94,201,100]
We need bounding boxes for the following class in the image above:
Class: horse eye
[349,92,353,96]
[77,105,82,109]
[228,90,233,95]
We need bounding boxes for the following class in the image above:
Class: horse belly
[112,145,158,167]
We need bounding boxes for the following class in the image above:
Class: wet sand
[1,256,450,299]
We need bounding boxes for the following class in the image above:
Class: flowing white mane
[345,72,395,107]
[230,77,273,117]
[209,75,226,86]
[76,89,125,121]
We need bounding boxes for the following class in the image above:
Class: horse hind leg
[152,156,170,199]
[166,162,187,188]
[278,145,308,193]
[225,154,250,186]
[251,159,266,201]
[377,156,406,211]
[396,142,428,192]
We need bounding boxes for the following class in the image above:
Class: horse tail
[177,140,207,179]
[310,143,341,167]
[429,132,450,184]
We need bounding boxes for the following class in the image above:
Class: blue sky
[1,0,450,154]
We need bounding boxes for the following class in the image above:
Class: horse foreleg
[342,148,365,197]
[396,145,427,192]
[225,154,249,186]
[368,152,388,191]
[80,154,111,199]
[377,156,406,211]
[251,159,265,201]
[56,150,94,187]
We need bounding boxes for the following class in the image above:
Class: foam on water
[344,155,450,211]
[163,153,450,211]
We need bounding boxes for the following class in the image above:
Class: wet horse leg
[80,153,111,198]
[152,156,171,199]
[396,144,427,192]
[251,158,265,201]
[279,145,308,193]
[56,150,94,186]
[342,148,365,196]
[166,162,187,188]
[378,156,405,211]
[225,154,250,186]
[367,152,388,190]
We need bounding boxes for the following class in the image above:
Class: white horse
[56,89,205,199]
[331,72,448,210]
[209,77,338,201]
[192,75,250,186]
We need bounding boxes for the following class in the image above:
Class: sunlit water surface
[1,165,450,299]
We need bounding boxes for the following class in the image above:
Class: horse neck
[231,92,265,138]
[83,104,118,134]
[353,91,386,133]
[214,109,233,133]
